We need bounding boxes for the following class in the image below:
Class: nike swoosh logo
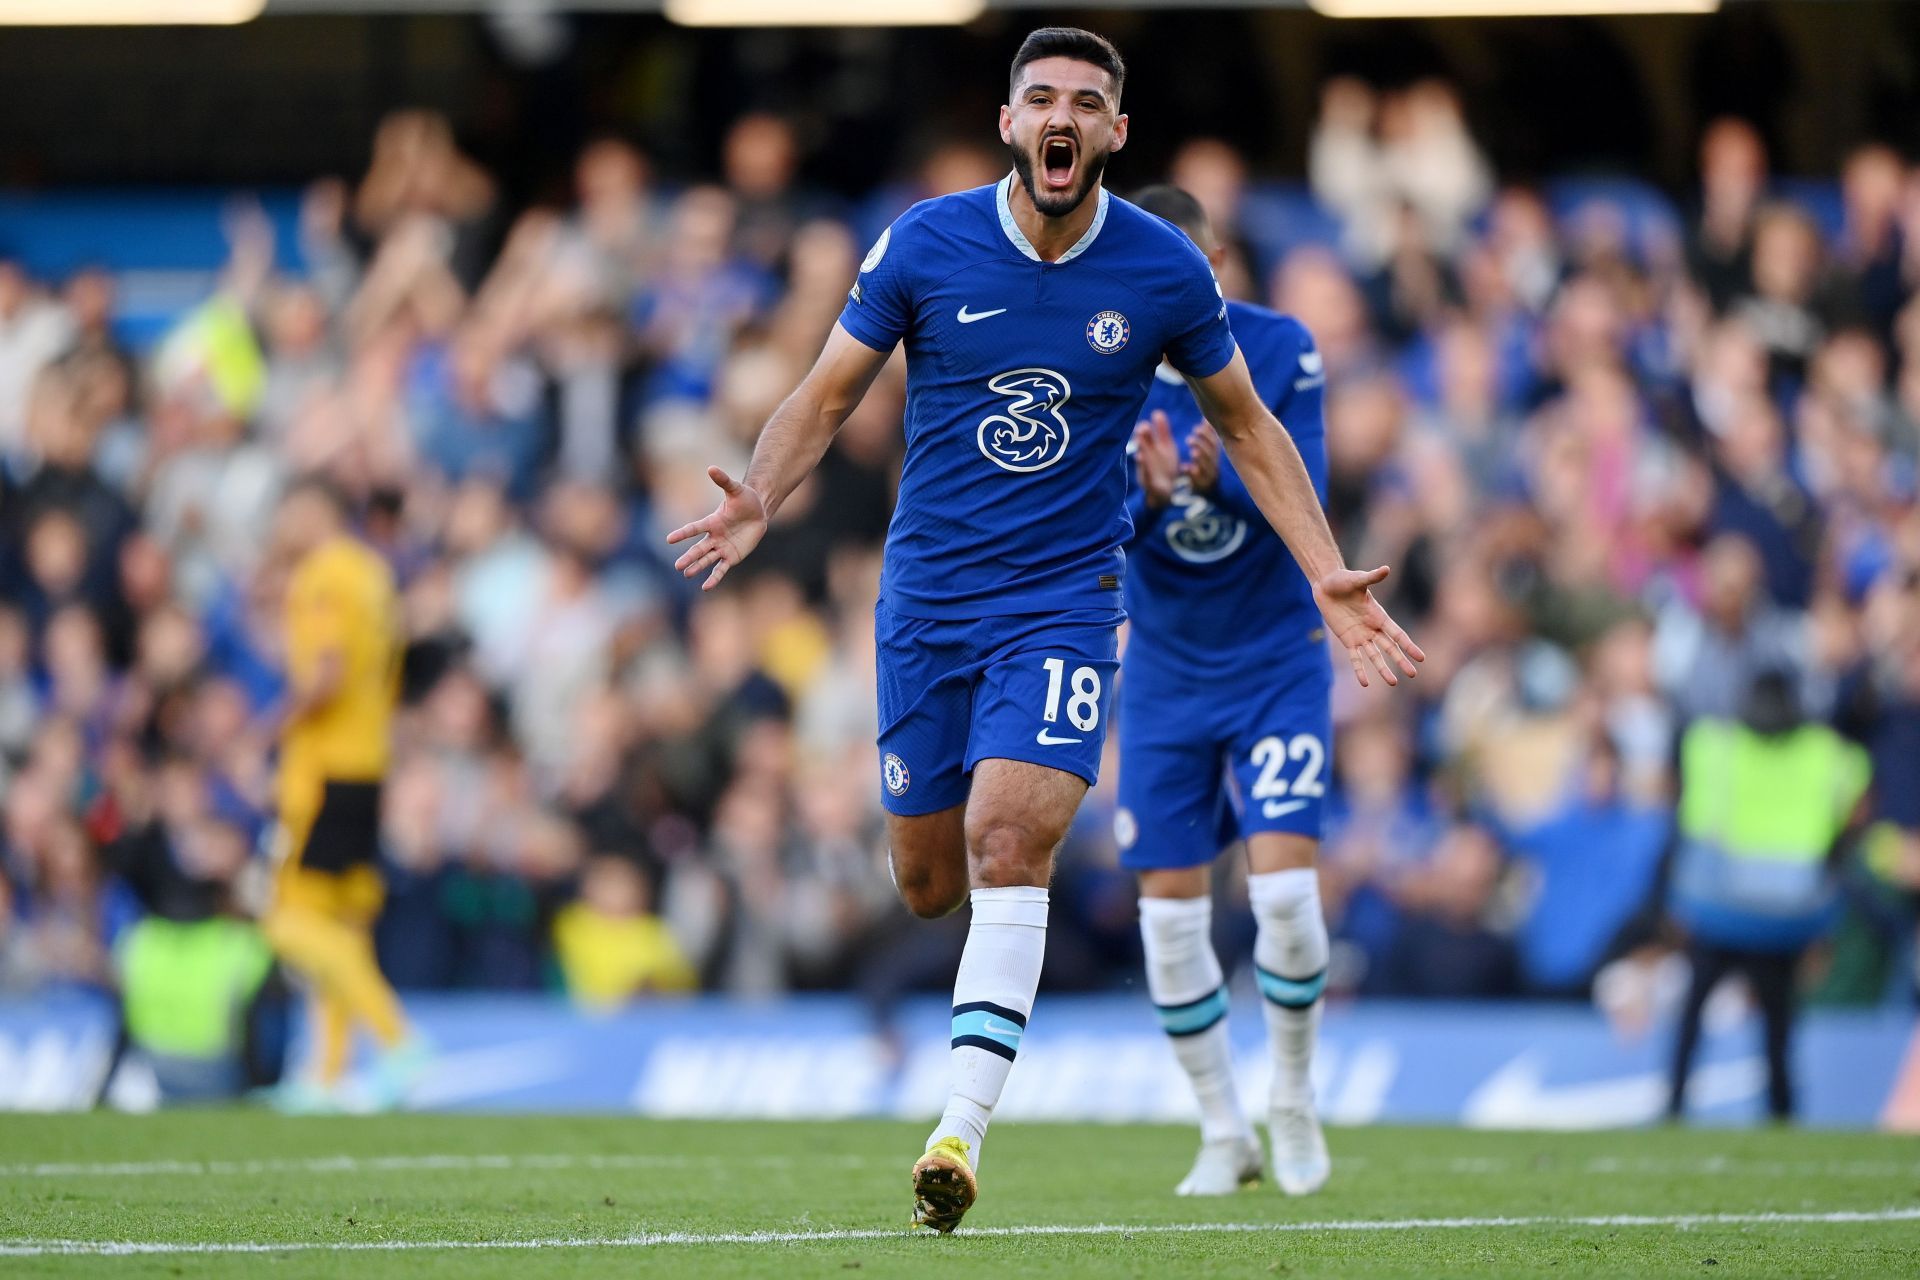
[957,305,1008,324]
[1035,729,1083,746]
[981,1019,1024,1038]
[1263,799,1310,819]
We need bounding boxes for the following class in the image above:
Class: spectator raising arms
[0,98,1916,1018]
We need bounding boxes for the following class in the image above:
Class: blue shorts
[1114,648,1333,869]
[874,599,1121,816]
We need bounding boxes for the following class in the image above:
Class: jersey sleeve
[1161,247,1238,380]
[838,217,915,353]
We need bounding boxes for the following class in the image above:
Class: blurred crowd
[2,79,1918,1021]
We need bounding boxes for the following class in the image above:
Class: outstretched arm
[668,323,891,589]
[1185,349,1424,688]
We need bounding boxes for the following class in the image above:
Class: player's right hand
[1313,565,1425,689]
[1132,411,1181,509]
[666,466,769,591]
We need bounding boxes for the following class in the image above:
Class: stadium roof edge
[254,0,1786,14]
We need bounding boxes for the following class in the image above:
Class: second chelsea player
[669,27,1422,1232]
[1121,185,1335,1201]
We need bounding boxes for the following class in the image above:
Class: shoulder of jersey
[863,184,996,270]
[1105,195,1210,263]
[302,538,355,574]
[1225,300,1312,351]
[310,537,390,587]
[1221,301,1313,360]
[894,184,997,238]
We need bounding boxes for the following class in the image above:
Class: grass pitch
[2,1112,1918,1276]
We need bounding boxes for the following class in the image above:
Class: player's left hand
[666,466,769,591]
[1313,566,1426,689]
[1185,421,1221,494]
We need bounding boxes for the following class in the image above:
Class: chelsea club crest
[1086,310,1129,354]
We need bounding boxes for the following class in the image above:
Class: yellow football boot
[910,1136,977,1233]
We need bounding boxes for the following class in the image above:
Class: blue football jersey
[1124,300,1328,678]
[837,176,1237,620]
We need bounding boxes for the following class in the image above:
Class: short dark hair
[1129,184,1212,246]
[1740,665,1804,737]
[1009,27,1125,107]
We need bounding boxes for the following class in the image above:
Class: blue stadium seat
[1543,175,1684,265]
[1237,182,1348,281]
[1768,177,1846,243]
[0,188,304,350]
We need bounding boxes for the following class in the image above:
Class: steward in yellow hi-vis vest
[261,477,428,1110]
[1671,697,1868,953]
[1666,667,1870,1123]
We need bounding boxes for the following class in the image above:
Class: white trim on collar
[997,172,1109,265]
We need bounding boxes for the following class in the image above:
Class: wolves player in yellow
[263,477,426,1110]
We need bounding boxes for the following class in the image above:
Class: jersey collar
[997,172,1109,265]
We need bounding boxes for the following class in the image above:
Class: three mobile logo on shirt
[978,368,1073,473]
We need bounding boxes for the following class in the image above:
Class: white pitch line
[0,1153,871,1178]
[3,1208,1918,1258]
[7,1152,1918,1181]
[1439,1156,1920,1179]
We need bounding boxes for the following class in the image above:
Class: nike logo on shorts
[1036,728,1082,746]
[1263,798,1310,819]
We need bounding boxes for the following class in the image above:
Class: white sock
[1249,868,1329,1110]
[932,885,1048,1166]
[1139,895,1252,1145]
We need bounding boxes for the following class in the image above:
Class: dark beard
[1010,139,1107,219]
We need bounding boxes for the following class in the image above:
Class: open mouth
[1041,135,1076,191]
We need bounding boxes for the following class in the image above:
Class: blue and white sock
[1249,868,1329,1110]
[1140,895,1252,1144]
[932,886,1049,1166]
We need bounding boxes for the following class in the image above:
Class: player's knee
[885,809,967,918]
[889,846,965,918]
[894,863,966,919]
[965,818,1056,888]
